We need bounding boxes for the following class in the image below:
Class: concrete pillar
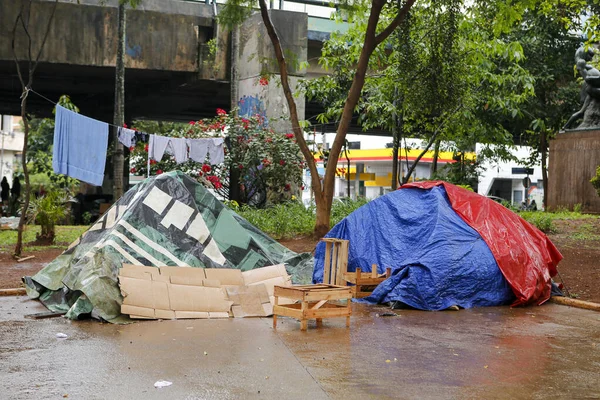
[354,163,364,199]
[234,10,307,133]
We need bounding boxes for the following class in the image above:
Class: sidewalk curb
[0,288,27,296]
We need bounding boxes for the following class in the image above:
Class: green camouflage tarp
[24,171,313,322]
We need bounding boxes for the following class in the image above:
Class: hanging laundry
[117,127,136,148]
[135,131,149,143]
[165,137,188,164]
[52,105,108,186]
[187,138,209,163]
[207,138,225,165]
[148,134,171,162]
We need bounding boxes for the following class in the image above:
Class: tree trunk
[113,3,126,201]
[391,96,400,190]
[257,0,415,238]
[11,0,59,256]
[314,192,332,238]
[14,92,31,256]
[430,139,441,175]
[540,129,548,209]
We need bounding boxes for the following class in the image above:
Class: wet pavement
[1,296,599,399]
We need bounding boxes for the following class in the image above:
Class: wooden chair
[343,264,392,298]
[321,238,349,286]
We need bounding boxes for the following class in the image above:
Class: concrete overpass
[1,0,232,122]
[0,0,358,129]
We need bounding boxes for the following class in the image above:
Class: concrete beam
[0,0,214,72]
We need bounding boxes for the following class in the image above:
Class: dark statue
[564,46,600,129]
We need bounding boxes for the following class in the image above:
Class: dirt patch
[0,248,64,289]
[278,236,319,255]
[1,219,599,304]
[547,219,600,303]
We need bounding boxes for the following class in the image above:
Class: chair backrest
[321,238,349,286]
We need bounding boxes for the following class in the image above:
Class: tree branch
[257,0,323,198]
[402,103,463,184]
[375,0,417,46]
[323,0,387,203]
[32,0,60,76]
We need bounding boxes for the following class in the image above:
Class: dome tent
[313,181,562,310]
[24,171,313,322]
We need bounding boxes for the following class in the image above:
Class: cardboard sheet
[119,263,292,320]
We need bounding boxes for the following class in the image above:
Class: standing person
[1,177,9,216]
[9,176,21,216]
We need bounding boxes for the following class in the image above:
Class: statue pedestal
[548,129,600,213]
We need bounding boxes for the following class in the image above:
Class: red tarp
[401,181,562,306]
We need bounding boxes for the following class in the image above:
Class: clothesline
[30,88,128,132]
[29,88,349,132]
[30,89,225,185]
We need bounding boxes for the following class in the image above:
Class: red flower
[216,108,227,116]
[238,164,244,170]
[156,169,163,175]
[301,185,305,190]
[150,159,157,165]
[144,144,149,152]
[129,146,135,152]
[279,160,285,166]
[189,121,196,125]
[266,138,272,143]
[130,167,136,174]
[259,76,269,86]
[285,133,294,139]
[214,181,223,189]
[202,164,211,173]
[123,123,128,128]
[284,183,291,191]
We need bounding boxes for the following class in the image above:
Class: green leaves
[129,111,305,207]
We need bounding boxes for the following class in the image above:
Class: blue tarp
[313,186,515,310]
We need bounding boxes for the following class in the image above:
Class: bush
[591,165,600,197]
[236,197,370,238]
[129,110,305,207]
[520,212,554,233]
[27,190,70,243]
[237,201,314,239]
[330,197,370,226]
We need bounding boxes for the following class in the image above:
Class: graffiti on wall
[238,95,267,121]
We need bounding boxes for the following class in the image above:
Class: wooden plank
[273,286,306,301]
[273,295,279,329]
[305,290,351,302]
[311,300,328,310]
[301,300,308,331]
[273,304,303,319]
[16,255,35,263]
[305,307,351,319]
[323,241,332,284]
[550,296,600,312]
[371,264,378,279]
[0,288,26,296]
[24,311,66,319]
[331,242,339,286]
[336,241,348,286]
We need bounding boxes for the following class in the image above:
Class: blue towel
[52,105,109,186]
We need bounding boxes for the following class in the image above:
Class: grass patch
[519,212,555,233]
[0,225,89,252]
[568,223,600,241]
[236,198,370,239]
[519,210,598,233]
